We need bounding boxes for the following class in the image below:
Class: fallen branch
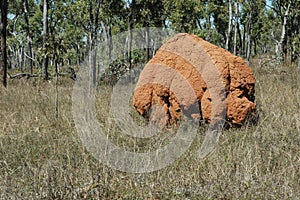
[7,66,77,80]
[8,72,39,79]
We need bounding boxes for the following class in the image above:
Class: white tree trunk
[233,1,239,55]
[145,27,150,61]
[89,35,97,95]
[246,8,252,64]
[42,0,49,79]
[23,0,33,74]
[226,0,232,50]
[279,2,291,60]
[101,21,113,60]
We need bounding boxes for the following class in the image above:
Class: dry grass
[0,58,300,199]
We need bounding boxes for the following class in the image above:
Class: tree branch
[7,72,39,79]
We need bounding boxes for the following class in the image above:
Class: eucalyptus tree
[258,8,277,54]
[4,0,36,72]
[225,0,233,50]
[239,0,266,61]
[233,0,239,55]
[272,0,291,62]
[23,0,33,74]
[164,0,203,33]
[287,0,300,64]
[64,0,126,90]
[163,0,204,33]
[42,0,49,79]
[126,0,136,70]
[1,0,8,87]
[62,0,101,89]
[162,0,230,45]
[134,0,165,61]
[269,0,300,63]
[208,0,229,47]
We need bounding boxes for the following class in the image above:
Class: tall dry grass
[0,58,299,199]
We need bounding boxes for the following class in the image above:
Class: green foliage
[208,0,228,41]
[163,0,205,32]
[131,48,146,63]
[3,0,300,75]
[135,0,166,27]
[99,48,146,85]
[194,29,224,47]
[293,35,300,56]
[100,58,129,85]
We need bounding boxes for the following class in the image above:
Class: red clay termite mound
[133,33,256,126]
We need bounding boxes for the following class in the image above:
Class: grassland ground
[0,57,299,199]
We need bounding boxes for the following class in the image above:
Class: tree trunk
[242,23,246,56]
[42,0,49,80]
[254,38,257,55]
[88,0,101,94]
[291,14,300,63]
[152,39,156,58]
[298,58,300,75]
[145,27,150,61]
[75,44,80,65]
[226,0,232,51]
[108,26,112,60]
[237,21,242,53]
[233,1,239,55]
[101,21,113,60]
[1,0,8,87]
[54,54,59,119]
[279,2,291,63]
[246,33,251,64]
[21,47,25,72]
[128,0,136,71]
[89,34,97,95]
[128,24,132,70]
[246,10,252,64]
[23,0,33,75]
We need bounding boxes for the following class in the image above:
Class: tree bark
[279,2,291,63]
[298,58,300,75]
[101,21,113,60]
[21,47,25,71]
[254,38,257,55]
[89,35,97,94]
[145,27,150,61]
[237,21,242,54]
[42,0,49,80]
[23,0,33,75]
[88,0,101,94]
[128,0,136,71]
[291,13,300,63]
[226,0,232,51]
[246,10,252,64]
[128,24,133,70]
[55,55,59,119]
[242,23,246,56]
[1,0,8,87]
[233,1,239,55]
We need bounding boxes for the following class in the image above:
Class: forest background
[0,0,299,84]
